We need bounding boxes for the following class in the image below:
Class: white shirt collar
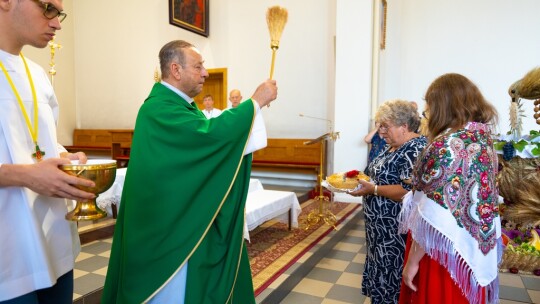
[160,81,193,105]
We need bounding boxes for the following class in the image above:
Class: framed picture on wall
[169,0,209,37]
[380,0,387,50]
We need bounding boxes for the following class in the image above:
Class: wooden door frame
[194,67,227,110]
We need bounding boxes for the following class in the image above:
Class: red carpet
[247,200,361,296]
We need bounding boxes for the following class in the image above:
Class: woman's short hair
[424,73,498,140]
[375,99,420,133]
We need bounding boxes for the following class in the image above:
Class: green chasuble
[102,83,257,303]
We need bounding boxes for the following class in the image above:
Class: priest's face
[11,0,64,52]
[178,47,209,98]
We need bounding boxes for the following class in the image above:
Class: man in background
[102,40,278,303]
[201,94,222,118]
[0,0,95,302]
[229,88,242,108]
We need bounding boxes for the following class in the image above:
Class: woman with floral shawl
[398,73,502,304]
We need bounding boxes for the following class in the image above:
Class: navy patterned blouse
[361,136,427,304]
[367,133,387,165]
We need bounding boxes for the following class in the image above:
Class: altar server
[102,40,278,303]
[201,94,222,118]
[0,0,95,302]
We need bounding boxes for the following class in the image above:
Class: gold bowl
[60,159,117,221]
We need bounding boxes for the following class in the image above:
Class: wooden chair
[111,143,130,168]
[110,130,133,168]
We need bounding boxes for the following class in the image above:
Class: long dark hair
[424,73,498,140]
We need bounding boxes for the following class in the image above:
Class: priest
[102,40,278,303]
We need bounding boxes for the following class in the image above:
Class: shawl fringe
[399,191,501,304]
[398,191,415,234]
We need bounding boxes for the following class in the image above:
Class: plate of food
[323,169,370,193]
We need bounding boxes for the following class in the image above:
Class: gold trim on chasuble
[226,101,257,304]
[143,101,258,303]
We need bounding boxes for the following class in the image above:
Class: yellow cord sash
[0,53,45,160]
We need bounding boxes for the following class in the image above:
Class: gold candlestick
[303,132,340,230]
[154,67,161,82]
[48,37,62,86]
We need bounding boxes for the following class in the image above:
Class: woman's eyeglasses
[422,111,428,119]
[32,0,67,23]
[378,124,393,133]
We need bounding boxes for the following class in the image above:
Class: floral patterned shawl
[399,122,502,304]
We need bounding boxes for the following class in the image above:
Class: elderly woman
[350,99,427,304]
[399,74,500,304]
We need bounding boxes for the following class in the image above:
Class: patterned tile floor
[260,208,540,304]
[73,207,540,303]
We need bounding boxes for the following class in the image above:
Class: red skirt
[399,234,485,304]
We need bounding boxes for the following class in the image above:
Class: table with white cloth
[97,168,127,217]
[243,189,302,242]
[97,175,301,241]
[248,178,264,193]
[98,175,263,215]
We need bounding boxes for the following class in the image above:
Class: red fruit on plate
[501,234,510,246]
[509,268,519,274]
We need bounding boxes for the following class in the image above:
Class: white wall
[72,0,216,131]
[67,0,333,143]
[379,0,540,135]
[23,1,540,179]
[333,0,374,203]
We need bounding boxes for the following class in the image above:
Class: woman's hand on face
[348,179,375,197]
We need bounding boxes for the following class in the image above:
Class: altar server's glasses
[32,0,67,23]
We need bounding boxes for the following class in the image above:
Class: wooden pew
[252,138,322,177]
[64,129,133,165]
[110,130,133,167]
[66,131,322,175]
